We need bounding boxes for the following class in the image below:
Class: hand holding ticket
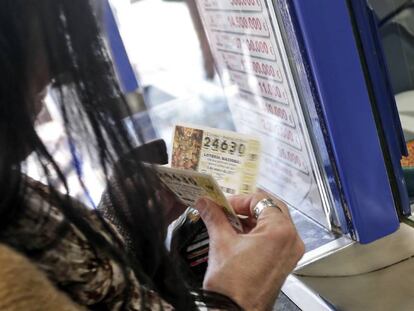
[154,124,262,232]
[152,165,243,232]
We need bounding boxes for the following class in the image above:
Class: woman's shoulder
[0,178,123,306]
[0,177,175,310]
[0,243,84,311]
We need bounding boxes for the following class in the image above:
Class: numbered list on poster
[196,0,329,226]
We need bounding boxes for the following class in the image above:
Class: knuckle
[197,208,210,223]
[258,213,300,241]
[203,277,216,290]
[254,192,268,202]
[203,210,216,223]
[296,239,305,257]
[281,222,297,237]
[267,223,295,241]
[201,208,219,225]
[279,202,288,213]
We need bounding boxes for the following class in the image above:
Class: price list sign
[196,0,330,227]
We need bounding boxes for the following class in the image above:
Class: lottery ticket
[171,124,261,195]
[152,165,243,232]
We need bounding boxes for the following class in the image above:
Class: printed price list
[196,0,325,212]
[201,0,263,12]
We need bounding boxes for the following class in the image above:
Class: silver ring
[253,198,281,219]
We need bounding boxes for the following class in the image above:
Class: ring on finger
[253,198,283,219]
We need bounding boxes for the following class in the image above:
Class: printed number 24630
[203,136,246,155]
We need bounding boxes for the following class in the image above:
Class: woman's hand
[195,193,304,311]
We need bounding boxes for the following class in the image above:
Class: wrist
[203,282,279,311]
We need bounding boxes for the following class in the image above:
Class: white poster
[196,0,332,228]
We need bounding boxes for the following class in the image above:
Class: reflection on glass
[194,0,335,229]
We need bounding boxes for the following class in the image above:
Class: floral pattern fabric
[0,178,173,311]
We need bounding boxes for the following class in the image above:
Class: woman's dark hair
[0,0,241,310]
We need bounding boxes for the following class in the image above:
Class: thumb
[195,198,236,240]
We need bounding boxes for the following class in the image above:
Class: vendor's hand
[195,193,304,311]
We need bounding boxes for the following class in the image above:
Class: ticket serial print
[171,124,261,196]
[152,165,243,232]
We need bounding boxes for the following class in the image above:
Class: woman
[0,1,304,310]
